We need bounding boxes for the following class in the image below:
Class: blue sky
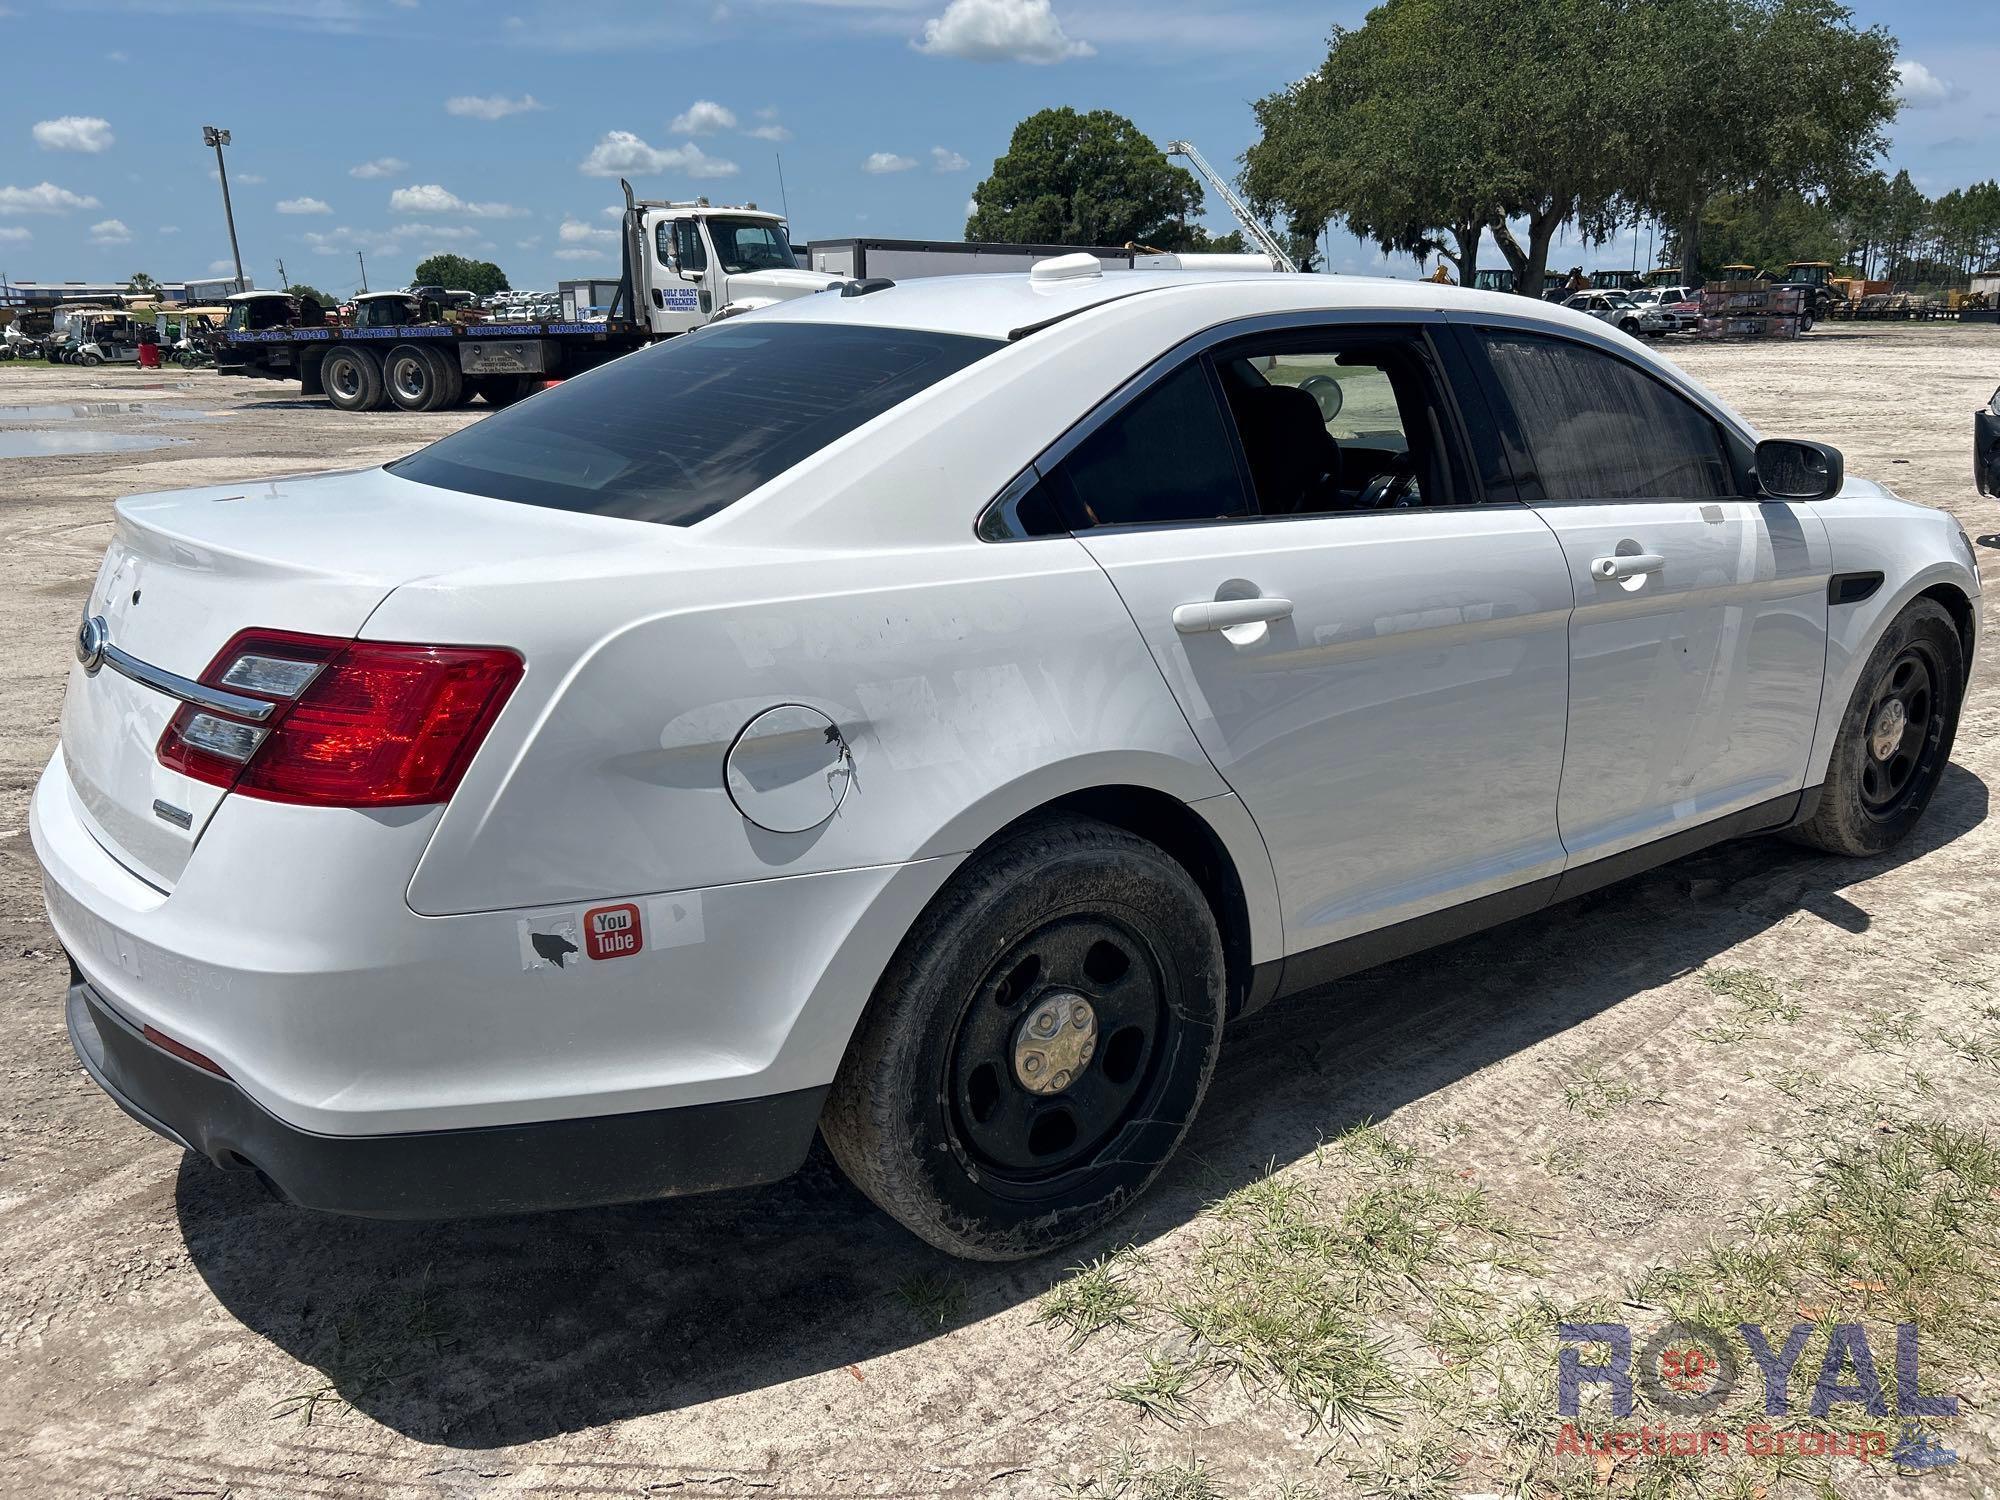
[1,0,1992,294]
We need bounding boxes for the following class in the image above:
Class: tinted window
[1052,361,1247,528]
[1480,332,1733,501]
[391,322,1000,526]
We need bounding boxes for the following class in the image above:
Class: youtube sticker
[583,902,644,961]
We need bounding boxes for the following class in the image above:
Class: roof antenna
[776,152,793,232]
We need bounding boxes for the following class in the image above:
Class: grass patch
[1108,1354,1204,1427]
[1063,1444,1223,1499]
[1559,1067,1636,1120]
[894,1270,966,1328]
[1039,1248,1147,1350]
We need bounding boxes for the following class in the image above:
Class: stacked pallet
[1698,281,1804,339]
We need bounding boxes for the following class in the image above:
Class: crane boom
[1166,139,1299,273]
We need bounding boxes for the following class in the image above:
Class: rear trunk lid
[60,467,641,890]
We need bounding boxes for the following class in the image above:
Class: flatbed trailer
[219,314,651,410]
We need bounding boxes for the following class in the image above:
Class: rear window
[390,321,1001,526]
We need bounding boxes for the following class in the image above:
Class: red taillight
[158,628,522,808]
[142,1023,230,1077]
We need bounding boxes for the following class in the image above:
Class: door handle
[1172,597,1294,634]
[1590,552,1666,582]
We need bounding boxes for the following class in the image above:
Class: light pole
[202,125,244,290]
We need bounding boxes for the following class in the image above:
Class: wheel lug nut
[1023,1055,1042,1074]
[1051,1070,1071,1090]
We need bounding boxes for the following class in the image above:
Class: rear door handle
[1590,552,1666,581]
[1172,597,1294,634]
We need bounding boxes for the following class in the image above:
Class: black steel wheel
[1791,596,1963,857]
[945,913,1169,1183]
[1856,644,1944,820]
[822,816,1226,1260]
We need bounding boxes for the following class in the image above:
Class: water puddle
[0,431,190,457]
[0,402,226,423]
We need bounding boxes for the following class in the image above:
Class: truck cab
[622,184,843,337]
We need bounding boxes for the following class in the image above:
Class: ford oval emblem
[76,614,109,674]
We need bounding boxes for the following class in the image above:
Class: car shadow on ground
[177,765,1987,1446]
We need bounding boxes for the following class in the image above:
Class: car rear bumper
[67,969,828,1217]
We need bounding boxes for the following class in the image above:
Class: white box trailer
[807,238,1278,280]
[807,238,1138,279]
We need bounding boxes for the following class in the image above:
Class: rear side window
[390,323,1000,526]
[1479,332,1733,501]
[1049,361,1249,528]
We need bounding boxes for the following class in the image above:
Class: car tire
[821,815,1227,1261]
[322,345,384,412]
[1789,597,1963,858]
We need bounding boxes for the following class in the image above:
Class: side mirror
[683,267,704,283]
[1755,438,1843,502]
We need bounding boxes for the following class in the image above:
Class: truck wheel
[472,374,533,407]
[1789,597,1963,857]
[385,345,443,412]
[322,345,384,412]
[820,816,1227,1260]
[419,345,464,408]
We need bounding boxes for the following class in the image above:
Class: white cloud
[559,217,616,245]
[0,226,29,243]
[668,99,736,135]
[208,258,238,273]
[515,235,542,249]
[445,92,546,120]
[914,0,1092,63]
[864,152,918,174]
[349,156,408,179]
[579,131,738,179]
[158,224,179,235]
[0,181,99,214]
[1894,58,1955,108]
[930,146,970,172]
[555,246,613,262]
[276,196,332,215]
[302,219,500,262]
[88,218,131,244]
[33,115,115,153]
[746,106,791,142]
[388,183,524,217]
[209,167,265,185]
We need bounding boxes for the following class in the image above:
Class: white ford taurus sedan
[35,261,1981,1259]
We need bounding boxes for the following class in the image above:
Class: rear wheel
[420,344,463,408]
[322,345,384,412]
[1790,597,1963,857]
[821,816,1226,1260]
[471,373,534,407]
[385,344,445,411]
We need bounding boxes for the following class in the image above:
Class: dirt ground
[2,326,1998,1499]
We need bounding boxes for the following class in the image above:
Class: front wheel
[821,816,1226,1260]
[1790,597,1963,857]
